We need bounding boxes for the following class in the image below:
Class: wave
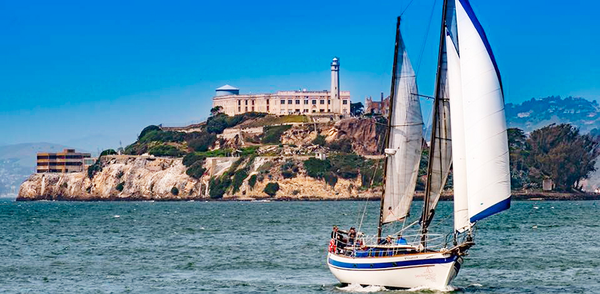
[336,283,387,292]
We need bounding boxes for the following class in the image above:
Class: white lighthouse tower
[330,57,341,114]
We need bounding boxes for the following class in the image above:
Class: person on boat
[378,235,392,245]
[331,226,347,251]
[347,227,357,247]
[396,234,408,245]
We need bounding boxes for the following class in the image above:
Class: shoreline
[14,191,600,202]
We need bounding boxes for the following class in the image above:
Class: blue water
[1,199,599,293]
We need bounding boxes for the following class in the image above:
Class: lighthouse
[330,57,341,114]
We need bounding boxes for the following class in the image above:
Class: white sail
[382,27,423,224]
[424,59,453,223]
[446,34,469,232]
[455,0,511,222]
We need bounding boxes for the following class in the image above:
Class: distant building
[542,178,554,191]
[212,57,351,116]
[365,92,390,116]
[36,149,92,173]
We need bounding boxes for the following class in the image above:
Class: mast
[377,16,402,240]
[420,0,449,247]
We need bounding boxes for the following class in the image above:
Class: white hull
[327,251,462,289]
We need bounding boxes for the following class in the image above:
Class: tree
[507,128,530,189]
[312,134,326,146]
[264,182,280,197]
[139,125,161,140]
[350,102,364,116]
[188,132,216,152]
[100,149,117,156]
[210,106,223,116]
[526,124,598,191]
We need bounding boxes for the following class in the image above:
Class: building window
[288,100,293,104]
[320,100,325,104]
[245,100,248,105]
[238,100,241,106]
[312,100,317,105]
[328,100,331,104]
[238,107,241,112]
[281,100,285,104]
[252,107,255,111]
[295,100,300,105]
[266,100,270,105]
[312,110,316,113]
[303,109,308,113]
[320,109,325,112]
[245,107,248,112]
[343,100,348,105]
[304,100,309,104]
[252,100,255,105]
[267,106,270,112]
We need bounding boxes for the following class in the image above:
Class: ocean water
[1,199,599,293]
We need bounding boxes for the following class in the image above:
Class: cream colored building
[212,57,351,116]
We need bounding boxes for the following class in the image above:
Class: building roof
[216,84,239,91]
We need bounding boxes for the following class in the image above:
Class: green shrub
[227,158,244,177]
[282,170,296,179]
[139,125,161,140]
[324,172,338,187]
[206,112,267,134]
[248,174,258,188]
[312,134,326,146]
[209,177,231,199]
[330,154,364,179]
[87,162,102,179]
[188,132,217,152]
[116,182,125,192]
[361,159,384,188]
[100,149,118,156]
[196,148,233,158]
[183,153,205,167]
[263,182,280,197]
[139,130,186,144]
[327,138,353,153]
[281,160,297,179]
[186,161,206,179]
[303,158,331,179]
[123,143,148,155]
[148,145,185,157]
[261,125,292,144]
[232,169,249,194]
[240,146,259,156]
[171,187,179,196]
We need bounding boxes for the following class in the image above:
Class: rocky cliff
[18,116,383,202]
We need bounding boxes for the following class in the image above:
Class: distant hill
[506,96,600,133]
[0,143,85,196]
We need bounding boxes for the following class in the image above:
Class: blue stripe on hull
[328,255,458,270]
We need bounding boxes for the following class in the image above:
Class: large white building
[212,57,351,116]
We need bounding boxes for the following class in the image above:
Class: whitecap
[113,215,120,218]
[408,285,457,292]
[336,283,386,292]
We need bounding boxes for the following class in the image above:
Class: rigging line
[400,0,417,16]
[416,0,439,76]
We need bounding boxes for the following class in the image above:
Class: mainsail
[380,18,423,225]
[446,0,512,227]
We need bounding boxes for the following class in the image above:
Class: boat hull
[327,251,462,289]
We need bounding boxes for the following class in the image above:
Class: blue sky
[1,0,598,152]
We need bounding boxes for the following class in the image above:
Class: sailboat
[327,0,511,289]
